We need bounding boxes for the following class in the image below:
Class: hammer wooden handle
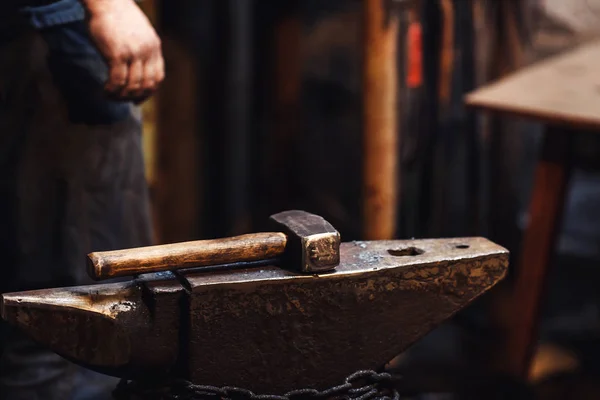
[88,232,288,280]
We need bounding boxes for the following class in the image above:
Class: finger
[135,59,156,98]
[122,59,144,98]
[155,53,165,84]
[151,35,165,85]
[132,51,165,100]
[105,61,128,94]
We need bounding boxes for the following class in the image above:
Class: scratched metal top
[182,237,505,286]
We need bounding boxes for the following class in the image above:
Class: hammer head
[269,210,340,273]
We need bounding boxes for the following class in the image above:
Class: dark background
[141,0,600,397]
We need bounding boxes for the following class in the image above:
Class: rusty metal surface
[1,237,507,395]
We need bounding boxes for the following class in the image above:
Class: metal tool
[1,236,508,394]
[88,210,341,280]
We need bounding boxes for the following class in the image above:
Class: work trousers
[0,25,153,399]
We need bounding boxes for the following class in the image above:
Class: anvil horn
[1,238,508,394]
[1,271,185,379]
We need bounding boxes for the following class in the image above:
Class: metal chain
[113,370,403,400]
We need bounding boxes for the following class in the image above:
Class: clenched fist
[82,0,164,102]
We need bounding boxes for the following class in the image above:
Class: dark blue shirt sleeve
[20,0,85,29]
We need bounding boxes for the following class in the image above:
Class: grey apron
[0,22,153,399]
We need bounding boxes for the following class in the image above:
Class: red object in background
[406,21,423,89]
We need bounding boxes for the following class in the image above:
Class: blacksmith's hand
[82,0,164,103]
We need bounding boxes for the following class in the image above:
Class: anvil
[1,237,507,395]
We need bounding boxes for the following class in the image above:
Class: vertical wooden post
[362,0,400,240]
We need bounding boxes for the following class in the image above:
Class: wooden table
[465,38,600,378]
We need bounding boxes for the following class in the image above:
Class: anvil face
[1,238,508,394]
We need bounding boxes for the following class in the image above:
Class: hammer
[88,210,341,280]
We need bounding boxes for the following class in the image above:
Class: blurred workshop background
[138,0,600,398]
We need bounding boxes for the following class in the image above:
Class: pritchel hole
[455,244,470,249]
[388,247,424,257]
